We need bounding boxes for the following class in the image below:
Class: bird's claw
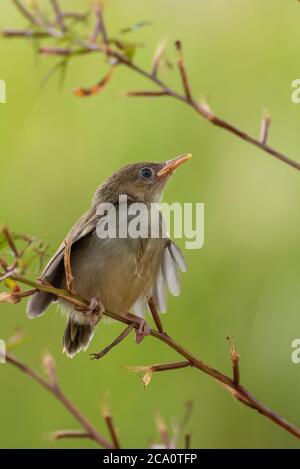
[135,318,151,344]
[86,297,104,327]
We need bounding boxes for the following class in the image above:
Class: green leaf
[120,21,153,35]
[41,58,69,89]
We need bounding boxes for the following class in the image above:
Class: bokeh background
[1,0,300,449]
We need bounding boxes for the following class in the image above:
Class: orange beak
[157,153,192,178]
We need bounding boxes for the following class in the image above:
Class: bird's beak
[157,153,192,178]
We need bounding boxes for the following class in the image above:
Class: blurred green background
[1,0,300,449]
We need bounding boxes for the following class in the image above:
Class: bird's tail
[27,291,55,318]
[63,317,94,358]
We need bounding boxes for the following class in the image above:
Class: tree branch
[50,429,92,441]
[102,402,121,449]
[90,324,133,360]
[50,0,66,32]
[5,1,300,171]
[5,351,113,448]
[3,274,300,441]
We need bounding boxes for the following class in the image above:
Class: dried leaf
[125,365,150,373]
[74,67,114,97]
[143,371,152,386]
[0,292,19,304]
[4,278,20,293]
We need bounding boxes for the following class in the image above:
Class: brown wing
[27,207,98,318]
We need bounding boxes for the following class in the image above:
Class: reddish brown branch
[39,46,73,56]
[11,0,62,38]
[6,0,300,171]
[2,226,20,258]
[3,275,300,439]
[260,111,271,145]
[50,0,66,32]
[5,351,113,448]
[152,42,165,78]
[148,296,164,332]
[91,3,108,44]
[11,0,38,25]
[51,429,91,440]
[90,325,133,360]
[227,336,240,385]
[175,40,192,101]
[126,90,170,97]
[1,29,48,37]
[185,434,191,449]
[4,274,300,441]
[102,403,121,449]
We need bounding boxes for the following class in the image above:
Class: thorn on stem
[175,40,192,101]
[226,335,240,386]
[260,110,271,145]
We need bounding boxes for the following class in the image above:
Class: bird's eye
[140,167,154,180]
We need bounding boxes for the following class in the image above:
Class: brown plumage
[27,154,191,357]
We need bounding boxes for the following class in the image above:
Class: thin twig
[156,414,170,447]
[4,3,300,441]
[152,42,166,78]
[1,29,48,37]
[102,402,121,449]
[127,361,192,374]
[2,226,20,258]
[11,0,63,38]
[3,274,300,440]
[260,110,271,145]
[0,288,36,303]
[5,351,113,448]
[148,296,164,333]
[0,258,8,272]
[90,325,133,360]
[39,46,73,56]
[64,239,74,292]
[227,336,240,385]
[11,0,37,24]
[126,90,170,97]
[63,11,88,21]
[185,434,191,449]
[6,1,300,171]
[50,0,66,32]
[95,3,108,45]
[90,3,107,44]
[51,429,91,440]
[175,40,192,101]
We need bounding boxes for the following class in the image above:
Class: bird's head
[93,153,192,205]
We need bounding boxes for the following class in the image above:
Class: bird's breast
[70,230,165,315]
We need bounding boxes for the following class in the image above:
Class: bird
[27,153,191,357]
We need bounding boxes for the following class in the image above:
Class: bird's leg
[87,296,105,326]
[126,313,151,344]
[75,296,104,327]
[90,325,133,360]
[148,296,164,333]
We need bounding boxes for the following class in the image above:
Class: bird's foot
[76,297,104,327]
[126,313,151,344]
